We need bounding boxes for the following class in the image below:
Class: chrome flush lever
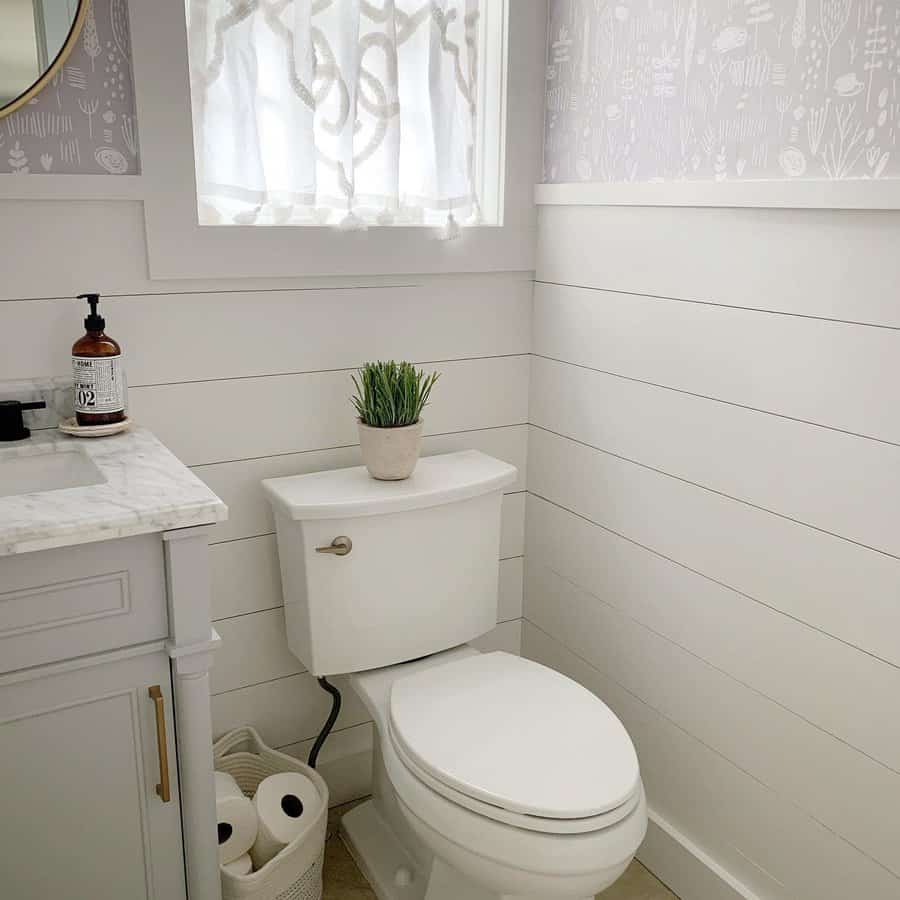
[315,536,352,556]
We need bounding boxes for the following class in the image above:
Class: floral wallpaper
[543,0,900,182]
[1,0,140,175]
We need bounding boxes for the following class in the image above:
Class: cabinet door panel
[0,651,185,900]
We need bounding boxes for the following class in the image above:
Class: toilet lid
[389,652,640,820]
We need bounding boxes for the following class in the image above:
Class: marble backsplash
[0,378,74,431]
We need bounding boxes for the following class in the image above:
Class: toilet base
[342,799,436,900]
[340,800,594,900]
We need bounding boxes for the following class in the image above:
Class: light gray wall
[543,0,900,182]
[2,0,139,174]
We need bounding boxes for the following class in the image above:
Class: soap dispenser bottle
[72,293,127,426]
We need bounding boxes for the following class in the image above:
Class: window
[185,0,506,232]
[131,0,532,279]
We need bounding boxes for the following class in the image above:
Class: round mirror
[0,0,87,119]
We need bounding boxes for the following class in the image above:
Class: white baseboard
[639,810,763,900]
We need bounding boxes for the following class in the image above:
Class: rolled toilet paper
[221,852,253,876]
[216,771,258,865]
[250,771,322,870]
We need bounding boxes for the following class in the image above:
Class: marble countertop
[0,427,227,556]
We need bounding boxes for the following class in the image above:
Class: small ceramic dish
[58,416,132,438]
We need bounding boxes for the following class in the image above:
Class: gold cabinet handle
[148,685,172,803]
[315,536,352,556]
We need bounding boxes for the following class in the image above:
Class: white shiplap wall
[525,203,900,900]
[0,195,533,804]
[0,0,548,807]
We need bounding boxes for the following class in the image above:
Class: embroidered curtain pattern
[187,0,481,229]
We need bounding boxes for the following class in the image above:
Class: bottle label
[73,354,127,414]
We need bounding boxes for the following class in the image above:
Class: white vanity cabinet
[0,650,186,900]
[0,528,223,900]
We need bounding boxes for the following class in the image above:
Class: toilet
[263,450,647,900]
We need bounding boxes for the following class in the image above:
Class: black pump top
[78,293,105,331]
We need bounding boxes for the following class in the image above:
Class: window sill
[142,214,535,279]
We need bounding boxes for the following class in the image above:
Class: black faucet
[0,400,47,442]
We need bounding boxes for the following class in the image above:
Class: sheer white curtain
[186,0,481,232]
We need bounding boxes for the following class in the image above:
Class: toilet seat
[388,722,642,835]
[389,652,641,834]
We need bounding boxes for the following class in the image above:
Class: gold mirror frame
[0,0,90,120]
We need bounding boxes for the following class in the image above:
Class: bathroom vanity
[0,427,227,900]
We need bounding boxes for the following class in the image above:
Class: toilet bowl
[343,646,648,900]
[263,451,647,899]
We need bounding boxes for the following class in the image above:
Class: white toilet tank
[262,451,517,677]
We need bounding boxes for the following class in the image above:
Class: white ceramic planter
[357,420,424,480]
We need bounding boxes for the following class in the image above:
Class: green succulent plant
[351,361,439,428]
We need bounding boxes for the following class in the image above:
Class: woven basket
[214,727,329,900]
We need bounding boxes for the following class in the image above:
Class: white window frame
[126,0,537,281]
[474,0,508,228]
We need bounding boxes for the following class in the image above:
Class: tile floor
[323,801,679,900]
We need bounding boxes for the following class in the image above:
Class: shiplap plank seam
[535,206,900,329]
[132,352,530,390]
[191,423,527,472]
[211,619,525,705]
[527,491,900,673]
[0,283,419,303]
[529,357,900,556]
[534,280,900,334]
[528,543,900,776]
[209,555,526,625]
[273,722,364,755]
[523,622,900,899]
[208,591,526,625]
[530,424,900,564]
[207,493,527,547]
[3,280,532,384]
[212,606,285,625]
[214,672,308,696]
[532,282,900,445]
[532,353,900,449]
[211,617,525,697]
[130,356,531,466]
[1,274,535,305]
[212,674,308,698]
[523,619,900,881]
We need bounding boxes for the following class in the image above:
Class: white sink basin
[0,444,106,498]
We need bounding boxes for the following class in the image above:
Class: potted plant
[351,361,439,480]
